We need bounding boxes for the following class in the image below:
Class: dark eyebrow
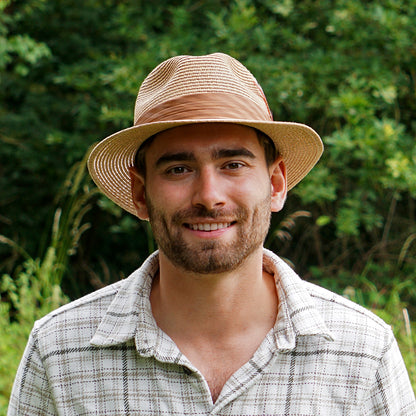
[155,151,196,168]
[155,147,256,168]
[212,147,256,160]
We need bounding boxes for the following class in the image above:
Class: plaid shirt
[9,249,416,415]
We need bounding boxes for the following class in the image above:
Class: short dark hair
[134,134,156,178]
[256,129,278,167]
[134,127,278,177]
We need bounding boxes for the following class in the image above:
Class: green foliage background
[1,0,415,410]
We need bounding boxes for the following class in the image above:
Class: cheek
[147,181,189,210]
[233,176,271,200]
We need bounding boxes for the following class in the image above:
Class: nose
[191,167,226,210]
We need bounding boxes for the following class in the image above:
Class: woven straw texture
[134,54,272,123]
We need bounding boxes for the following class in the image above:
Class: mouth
[184,222,234,231]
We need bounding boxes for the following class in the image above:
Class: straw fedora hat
[88,53,323,216]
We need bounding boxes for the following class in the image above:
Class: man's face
[132,123,286,274]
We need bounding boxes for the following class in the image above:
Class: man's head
[88,53,323,218]
[129,123,287,274]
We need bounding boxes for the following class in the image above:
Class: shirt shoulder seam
[33,281,124,332]
[305,281,392,331]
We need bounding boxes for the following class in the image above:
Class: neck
[150,247,278,340]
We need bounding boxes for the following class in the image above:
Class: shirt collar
[90,252,159,348]
[262,248,334,351]
[90,249,333,353]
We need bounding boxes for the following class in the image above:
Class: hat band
[134,92,272,125]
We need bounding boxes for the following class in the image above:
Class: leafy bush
[2,0,415,294]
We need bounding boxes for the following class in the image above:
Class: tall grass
[0,151,98,412]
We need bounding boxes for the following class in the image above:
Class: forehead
[144,123,262,160]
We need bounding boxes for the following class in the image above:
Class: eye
[223,161,245,170]
[165,165,191,175]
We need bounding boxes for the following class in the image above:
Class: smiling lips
[186,222,233,231]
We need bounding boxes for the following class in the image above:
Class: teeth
[189,223,230,231]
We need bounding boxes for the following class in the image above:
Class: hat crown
[134,53,272,124]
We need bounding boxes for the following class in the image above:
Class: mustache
[171,206,247,223]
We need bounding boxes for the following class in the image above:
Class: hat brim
[87,119,323,217]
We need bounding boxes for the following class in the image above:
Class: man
[9,53,415,415]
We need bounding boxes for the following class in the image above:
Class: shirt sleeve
[362,333,416,415]
[8,330,57,416]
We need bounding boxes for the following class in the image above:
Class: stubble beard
[146,196,271,275]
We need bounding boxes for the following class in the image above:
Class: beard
[146,195,271,274]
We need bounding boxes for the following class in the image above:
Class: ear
[269,157,287,213]
[128,166,149,220]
